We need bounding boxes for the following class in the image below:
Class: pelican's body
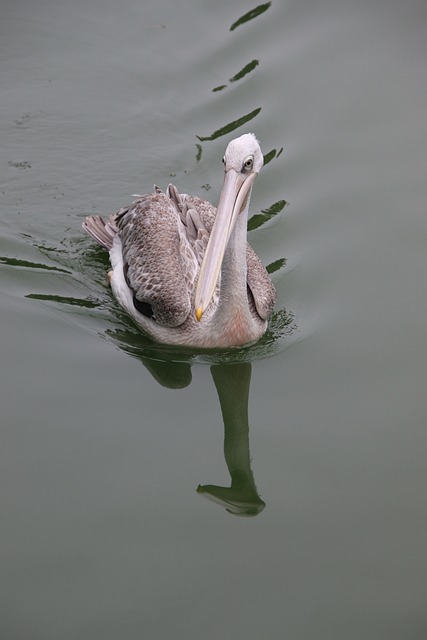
[83,134,275,348]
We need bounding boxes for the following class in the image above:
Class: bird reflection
[107,338,265,516]
[197,363,265,517]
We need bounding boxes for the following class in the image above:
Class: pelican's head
[195,133,263,321]
[222,132,264,175]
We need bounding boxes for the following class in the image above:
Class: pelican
[82,133,276,348]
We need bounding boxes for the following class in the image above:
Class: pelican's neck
[203,188,265,347]
[222,210,247,295]
[218,204,250,318]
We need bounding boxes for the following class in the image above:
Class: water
[1,1,427,638]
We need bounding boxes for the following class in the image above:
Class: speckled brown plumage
[83,184,275,329]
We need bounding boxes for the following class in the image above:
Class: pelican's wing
[175,194,221,312]
[246,245,276,319]
[181,195,217,233]
[115,192,197,327]
[82,214,118,250]
[166,187,211,269]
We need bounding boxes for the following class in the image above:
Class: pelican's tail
[82,215,117,250]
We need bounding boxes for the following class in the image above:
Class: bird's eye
[222,156,225,164]
[243,156,254,172]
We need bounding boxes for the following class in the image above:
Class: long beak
[195,168,257,320]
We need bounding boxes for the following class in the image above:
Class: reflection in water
[99,323,285,516]
[248,199,288,231]
[137,358,192,390]
[266,257,286,275]
[205,2,272,101]
[108,329,267,514]
[229,2,272,32]
[198,363,265,517]
[229,59,259,83]
[26,293,99,308]
[195,143,202,161]
[0,255,70,274]
[263,147,284,166]
[116,325,269,515]
[196,107,262,141]
[212,59,260,93]
[104,349,265,515]
[196,4,267,143]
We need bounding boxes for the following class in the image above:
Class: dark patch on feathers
[133,295,154,318]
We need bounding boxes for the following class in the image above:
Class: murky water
[2,1,427,638]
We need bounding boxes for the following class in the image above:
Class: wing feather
[246,245,276,319]
[115,193,193,327]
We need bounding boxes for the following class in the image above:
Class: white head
[222,133,264,175]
